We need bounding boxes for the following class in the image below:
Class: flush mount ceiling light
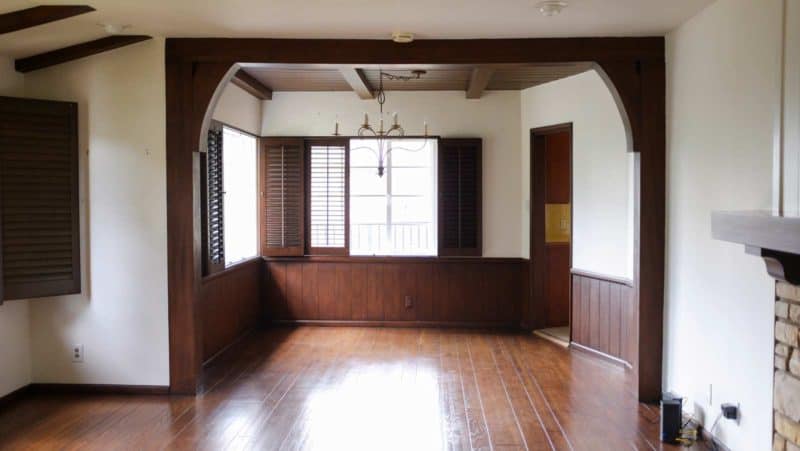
[391,32,415,44]
[537,0,568,16]
[99,23,131,35]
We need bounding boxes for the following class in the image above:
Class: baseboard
[28,383,169,395]
[532,330,569,348]
[269,319,520,329]
[202,327,256,368]
[0,384,31,409]
[683,416,730,451]
[570,342,631,369]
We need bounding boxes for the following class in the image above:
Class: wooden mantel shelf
[712,210,800,283]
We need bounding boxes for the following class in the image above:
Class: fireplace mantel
[712,210,800,284]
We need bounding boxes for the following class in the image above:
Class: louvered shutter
[307,139,348,255]
[0,96,80,301]
[438,138,482,256]
[260,138,305,256]
[202,122,225,274]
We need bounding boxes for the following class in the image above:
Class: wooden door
[530,124,572,330]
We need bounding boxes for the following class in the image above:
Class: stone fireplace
[712,211,800,451]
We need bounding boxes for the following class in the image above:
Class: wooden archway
[165,37,665,401]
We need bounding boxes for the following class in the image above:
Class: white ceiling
[0,0,714,59]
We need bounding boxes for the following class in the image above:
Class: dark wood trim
[466,67,495,99]
[270,319,519,329]
[165,37,666,401]
[339,68,374,99]
[231,69,272,100]
[201,327,257,367]
[201,256,262,283]
[570,342,631,369]
[15,35,152,73]
[529,123,573,331]
[263,256,526,264]
[0,384,30,409]
[26,384,169,396]
[0,5,95,35]
[570,268,634,287]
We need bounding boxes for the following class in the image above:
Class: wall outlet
[404,296,413,309]
[72,344,84,363]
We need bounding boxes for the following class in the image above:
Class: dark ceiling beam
[339,68,374,99]
[15,35,152,73]
[231,69,272,100]
[466,67,495,99]
[0,5,95,35]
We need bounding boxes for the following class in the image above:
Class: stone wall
[774,282,800,451]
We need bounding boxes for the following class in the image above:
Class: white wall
[664,0,783,449]
[0,56,32,397]
[261,90,522,257]
[22,39,169,386]
[213,82,263,135]
[520,71,633,280]
[783,0,800,216]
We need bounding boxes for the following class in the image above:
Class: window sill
[202,257,262,283]
[262,255,524,264]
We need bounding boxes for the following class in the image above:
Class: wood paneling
[199,258,262,364]
[15,35,152,73]
[571,269,634,365]
[263,258,526,327]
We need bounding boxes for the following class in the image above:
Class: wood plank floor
[0,327,703,450]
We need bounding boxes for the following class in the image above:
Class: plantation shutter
[0,96,80,301]
[307,139,348,255]
[202,122,225,274]
[438,138,482,256]
[260,138,305,256]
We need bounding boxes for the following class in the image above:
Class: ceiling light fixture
[335,69,430,177]
[537,0,568,16]
[391,32,415,44]
[99,23,131,35]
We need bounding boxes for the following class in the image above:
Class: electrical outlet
[72,344,84,363]
[404,295,413,309]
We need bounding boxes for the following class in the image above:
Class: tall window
[349,138,437,256]
[222,126,258,265]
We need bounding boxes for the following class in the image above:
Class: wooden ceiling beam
[339,68,374,99]
[0,5,95,35]
[15,35,152,73]
[231,69,272,100]
[466,67,495,99]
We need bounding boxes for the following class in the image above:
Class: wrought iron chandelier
[335,69,430,177]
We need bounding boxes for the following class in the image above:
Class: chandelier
[334,69,430,177]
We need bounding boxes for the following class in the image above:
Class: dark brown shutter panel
[202,123,225,274]
[260,138,304,256]
[0,96,80,301]
[438,138,482,256]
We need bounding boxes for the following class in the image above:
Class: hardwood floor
[0,327,702,450]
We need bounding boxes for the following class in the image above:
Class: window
[308,140,347,254]
[349,138,437,256]
[222,126,258,266]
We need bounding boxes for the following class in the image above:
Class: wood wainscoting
[571,269,635,365]
[199,258,263,363]
[263,257,528,328]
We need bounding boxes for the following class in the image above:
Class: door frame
[165,37,665,401]
[529,123,573,336]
